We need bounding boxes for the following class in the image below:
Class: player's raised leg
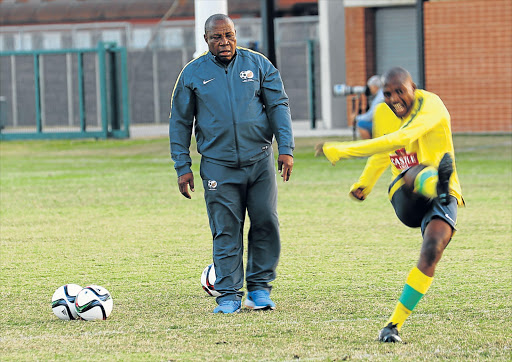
[402,153,454,204]
[437,153,454,205]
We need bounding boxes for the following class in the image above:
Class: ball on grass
[201,264,220,297]
[51,284,83,320]
[74,285,113,321]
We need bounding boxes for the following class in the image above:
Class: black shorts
[388,173,458,235]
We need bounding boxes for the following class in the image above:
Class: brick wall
[344,7,373,126]
[424,0,512,132]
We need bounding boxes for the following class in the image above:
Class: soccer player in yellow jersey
[316,67,464,343]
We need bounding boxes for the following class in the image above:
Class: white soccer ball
[74,285,113,321]
[201,263,220,297]
[51,284,83,320]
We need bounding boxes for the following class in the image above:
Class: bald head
[383,67,412,87]
[204,14,237,64]
[204,14,233,34]
[382,67,417,118]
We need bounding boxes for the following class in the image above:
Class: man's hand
[277,154,293,182]
[314,142,325,157]
[350,187,366,201]
[178,172,195,199]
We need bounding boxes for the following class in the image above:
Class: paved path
[130,120,353,139]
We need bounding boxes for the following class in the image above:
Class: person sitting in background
[351,75,384,140]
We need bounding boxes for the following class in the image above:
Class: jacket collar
[207,50,238,68]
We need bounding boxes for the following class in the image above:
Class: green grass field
[1,135,511,360]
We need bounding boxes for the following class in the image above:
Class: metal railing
[0,42,130,140]
[1,17,321,129]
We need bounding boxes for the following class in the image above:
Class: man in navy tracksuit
[169,14,294,314]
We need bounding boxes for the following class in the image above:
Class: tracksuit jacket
[169,47,294,176]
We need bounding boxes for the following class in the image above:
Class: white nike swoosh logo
[444,213,455,223]
[203,78,215,85]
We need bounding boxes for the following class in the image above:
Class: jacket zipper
[225,66,241,167]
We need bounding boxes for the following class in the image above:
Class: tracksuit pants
[200,154,280,303]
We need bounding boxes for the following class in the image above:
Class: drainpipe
[417,0,426,89]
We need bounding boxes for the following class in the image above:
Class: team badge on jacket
[208,180,218,190]
[240,70,254,82]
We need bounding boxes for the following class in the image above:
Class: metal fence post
[0,96,5,130]
[77,52,86,132]
[34,54,42,134]
[119,46,130,138]
[108,46,119,131]
[307,39,316,129]
[97,41,109,138]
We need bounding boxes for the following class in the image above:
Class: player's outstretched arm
[349,151,390,201]
[316,141,354,165]
[315,141,350,164]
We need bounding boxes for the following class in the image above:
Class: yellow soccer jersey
[324,89,463,205]
[348,103,401,200]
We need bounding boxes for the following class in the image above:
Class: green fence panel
[0,42,130,141]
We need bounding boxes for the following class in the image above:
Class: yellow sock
[387,302,412,331]
[387,267,433,331]
[413,166,438,199]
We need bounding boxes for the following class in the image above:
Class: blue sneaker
[213,300,241,314]
[244,290,276,310]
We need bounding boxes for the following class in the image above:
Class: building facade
[1,0,510,133]
[344,0,511,133]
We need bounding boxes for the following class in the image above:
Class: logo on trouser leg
[208,180,217,191]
